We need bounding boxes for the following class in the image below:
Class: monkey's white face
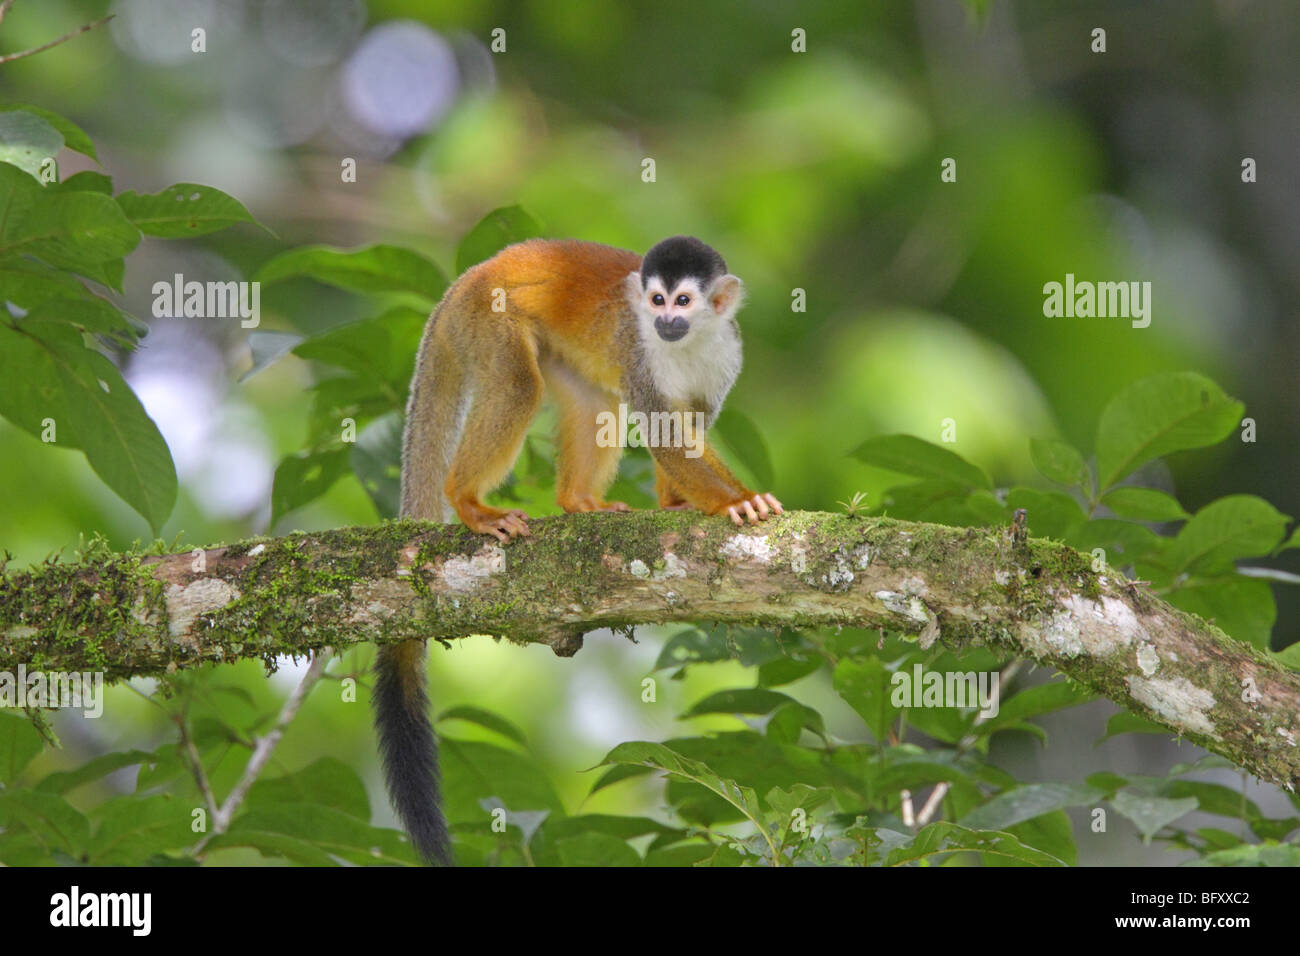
[643,276,705,342]
[625,270,746,409]
[632,273,745,344]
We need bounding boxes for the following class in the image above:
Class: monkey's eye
[675,294,690,306]
[651,293,665,306]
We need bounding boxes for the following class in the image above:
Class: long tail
[373,641,451,865]
[377,300,465,865]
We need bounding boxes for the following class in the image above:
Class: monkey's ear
[624,271,643,302]
[710,274,745,317]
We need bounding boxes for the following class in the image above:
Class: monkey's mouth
[655,316,690,342]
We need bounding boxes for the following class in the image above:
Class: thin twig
[915,660,1025,827]
[199,650,333,847]
[0,13,114,65]
[176,715,219,823]
[900,789,916,828]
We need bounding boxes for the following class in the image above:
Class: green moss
[0,551,169,680]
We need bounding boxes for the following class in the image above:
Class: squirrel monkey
[374,235,782,864]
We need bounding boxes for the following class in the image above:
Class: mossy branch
[2,510,1298,791]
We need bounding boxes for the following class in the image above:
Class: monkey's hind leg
[545,363,628,514]
[444,326,543,542]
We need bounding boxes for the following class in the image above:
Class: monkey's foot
[458,503,531,542]
[723,492,784,526]
[559,495,631,513]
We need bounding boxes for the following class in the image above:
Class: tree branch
[2,510,1298,792]
[0,8,114,65]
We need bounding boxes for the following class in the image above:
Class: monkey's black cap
[641,236,727,290]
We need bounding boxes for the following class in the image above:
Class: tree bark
[2,510,1297,791]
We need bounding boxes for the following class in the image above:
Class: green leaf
[270,446,351,525]
[307,375,393,440]
[244,757,370,820]
[0,110,63,177]
[455,204,543,274]
[1188,841,1300,867]
[757,654,822,688]
[876,478,970,523]
[0,322,177,533]
[965,489,1010,525]
[241,330,305,382]
[1029,438,1090,490]
[850,434,990,489]
[976,680,1094,739]
[220,803,418,865]
[202,828,336,866]
[1100,486,1191,521]
[116,182,261,237]
[1002,811,1078,867]
[0,163,139,287]
[37,749,155,794]
[712,408,775,489]
[1272,642,1300,672]
[291,307,426,393]
[439,739,564,827]
[1094,372,1243,492]
[554,832,642,866]
[960,783,1102,831]
[832,656,897,742]
[1165,576,1276,650]
[682,688,824,738]
[1098,711,1170,743]
[653,624,793,672]
[1,262,144,347]
[0,789,90,857]
[598,741,771,851]
[256,243,448,300]
[52,170,113,194]
[1004,487,1087,539]
[0,104,97,159]
[1110,790,1198,843]
[20,296,140,345]
[0,712,44,783]
[437,705,528,746]
[87,795,197,864]
[765,784,833,820]
[1162,495,1291,575]
[882,821,1065,867]
[351,410,404,518]
[1159,780,1297,840]
[1066,519,1163,565]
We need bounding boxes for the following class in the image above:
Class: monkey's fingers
[501,512,531,537]
[758,493,784,515]
[726,505,744,526]
[741,499,761,523]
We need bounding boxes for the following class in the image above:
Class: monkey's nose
[654,316,689,342]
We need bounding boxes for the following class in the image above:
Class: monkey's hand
[719,492,784,526]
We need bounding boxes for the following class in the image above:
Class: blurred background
[1,0,1297,864]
